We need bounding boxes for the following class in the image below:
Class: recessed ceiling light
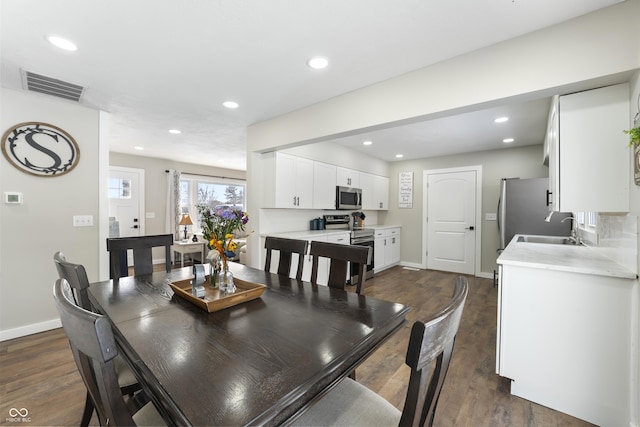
[503,138,515,143]
[223,101,239,109]
[362,140,372,146]
[395,154,404,158]
[307,56,329,69]
[168,129,181,134]
[133,146,144,150]
[47,35,77,51]
[494,117,509,123]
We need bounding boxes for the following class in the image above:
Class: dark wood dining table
[88,262,409,426]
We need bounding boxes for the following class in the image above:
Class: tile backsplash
[592,214,637,274]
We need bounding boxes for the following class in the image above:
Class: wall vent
[22,70,84,102]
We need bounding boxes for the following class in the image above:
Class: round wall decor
[1,122,80,177]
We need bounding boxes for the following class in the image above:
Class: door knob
[465,226,475,230]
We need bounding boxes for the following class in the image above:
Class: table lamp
[179,214,193,241]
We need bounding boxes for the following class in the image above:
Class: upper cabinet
[313,161,337,209]
[548,83,630,213]
[336,167,360,188]
[361,172,389,210]
[261,152,313,209]
[262,152,390,210]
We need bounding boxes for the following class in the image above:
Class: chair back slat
[106,234,173,279]
[53,278,134,426]
[53,251,92,310]
[264,237,308,281]
[400,276,468,427]
[309,241,371,295]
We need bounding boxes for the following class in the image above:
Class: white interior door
[108,167,145,239]
[426,169,476,275]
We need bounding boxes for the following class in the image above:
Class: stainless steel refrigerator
[498,177,571,250]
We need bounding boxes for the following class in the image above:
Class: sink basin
[516,235,579,245]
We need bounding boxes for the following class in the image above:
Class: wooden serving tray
[169,277,266,313]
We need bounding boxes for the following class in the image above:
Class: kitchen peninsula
[496,235,637,427]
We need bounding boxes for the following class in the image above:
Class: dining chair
[264,236,308,280]
[53,251,142,427]
[106,234,173,279]
[309,240,371,295]
[291,276,469,427]
[53,278,166,426]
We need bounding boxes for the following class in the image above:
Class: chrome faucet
[561,216,580,244]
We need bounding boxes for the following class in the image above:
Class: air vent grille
[23,70,84,102]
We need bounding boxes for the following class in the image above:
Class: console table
[172,241,205,267]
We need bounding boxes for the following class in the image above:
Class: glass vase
[209,261,220,288]
[217,259,235,293]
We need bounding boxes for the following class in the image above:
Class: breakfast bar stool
[53,278,166,427]
[107,234,173,279]
[264,236,308,280]
[291,276,469,427]
[53,251,142,426]
[309,240,371,295]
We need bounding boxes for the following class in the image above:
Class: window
[180,174,246,231]
[108,178,131,199]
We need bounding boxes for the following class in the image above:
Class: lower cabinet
[496,263,634,427]
[374,228,401,273]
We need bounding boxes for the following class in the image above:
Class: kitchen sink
[516,235,579,245]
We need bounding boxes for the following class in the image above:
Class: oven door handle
[351,237,374,245]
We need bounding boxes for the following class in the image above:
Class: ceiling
[1,0,626,171]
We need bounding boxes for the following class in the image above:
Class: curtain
[166,169,181,240]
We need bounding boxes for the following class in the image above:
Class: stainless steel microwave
[336,186,362,210]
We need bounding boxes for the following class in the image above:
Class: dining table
[88,262,409,426]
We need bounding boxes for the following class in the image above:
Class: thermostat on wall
[4,192,23,204]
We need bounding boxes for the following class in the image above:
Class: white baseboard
[399,261,423,269]
[0,319,61,342]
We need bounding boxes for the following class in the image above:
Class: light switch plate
[485,213,497,221]
[73,215,94,227]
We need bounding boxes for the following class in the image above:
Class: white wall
[247,0,640,153]
[245,0,640,269]
[0,88,102,341]
[626,69,640,427]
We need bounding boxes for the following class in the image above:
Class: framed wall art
[2,122,80,177]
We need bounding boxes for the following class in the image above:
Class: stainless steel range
[323,214,375,283]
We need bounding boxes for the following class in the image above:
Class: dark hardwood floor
[0,266,593,426]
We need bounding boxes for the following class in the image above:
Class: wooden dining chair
[53,251,142,427]
[106,234,173,279]
[53,278,166,426]
[291,276,469,427]
[309,240,371,295]
[264,236,308,280]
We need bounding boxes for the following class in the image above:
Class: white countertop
[369,224,401,230]
[264,225,401,240]
[263,229,351,239]
[498,234,637,279]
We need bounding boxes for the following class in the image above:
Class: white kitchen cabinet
[496,262,634,426]
[337,167,360,188]
[548,83,629,212]
[372,175,389,210]
[313,161,337,209]
[361,173,389,210]
[261,152,313,209]
[374,227,401,272]
[374,233,385,271]
[384,228,400,266]
[360,173,374,209]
